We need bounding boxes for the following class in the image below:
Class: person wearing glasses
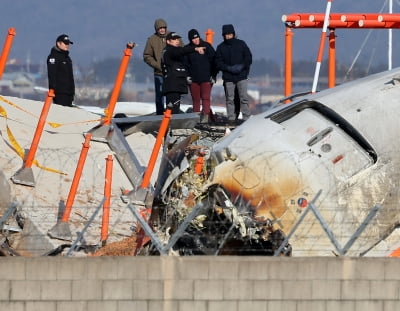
[47,34,75,107]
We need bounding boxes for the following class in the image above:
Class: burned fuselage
[141,68,400,257]
[208,68,400,256]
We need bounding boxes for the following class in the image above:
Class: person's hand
[187,76,192,84]
[210,76,216,84]
[227,64,244,74]
[195,47,206,54]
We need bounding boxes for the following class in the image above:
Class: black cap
[188,29,200,41]
[56,34,73,45]
[166,32,181,40]
[222,24,235,35]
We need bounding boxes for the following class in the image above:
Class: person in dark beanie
[47,34,75,107]
[184,29,217,123]
[215,24,252,123]
[161,32,205,114]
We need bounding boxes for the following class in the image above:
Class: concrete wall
[1,256,400,311]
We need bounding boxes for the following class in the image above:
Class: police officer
[47,34,75,107]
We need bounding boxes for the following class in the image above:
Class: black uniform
[162,44,196,113]
[47,46,75,106]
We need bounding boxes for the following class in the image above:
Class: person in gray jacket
[143,18,169,115]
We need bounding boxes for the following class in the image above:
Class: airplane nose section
[210,147,310,232]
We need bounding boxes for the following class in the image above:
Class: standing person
[143,18,170,115]
[185,29,217,123]
[215,24,252,124]
[162,32,205,114]
[47,34,75,107]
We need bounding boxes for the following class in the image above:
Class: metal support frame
[90,113,200,207]
[106,123,145,189]
[309,201,381,256]
[274,189,382,256]
[66,197,106,256]
[127,202,204,255]
[0,201,19,230]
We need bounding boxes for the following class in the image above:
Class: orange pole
[285,13,400,29]
[378,14,400,22]
[284,27,293,99]
[293,20,360,29]
[282,14,307,23]
[0,27,16,80]
[309,13,344,22]
[282,13,323,23]
[293,20,323,28]
[61,133,92,222]
[140,108,172,189]
[101,154,113,244]
[389,247,400,257]
[328,20,359,28]
[103,42,135,125]
[358,20,398,28]
[205,28,215,45]
[328,29,336,88]
[283,13,344,24]
[340,13,380,22]
[24,89,55,168]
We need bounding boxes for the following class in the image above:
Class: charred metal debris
[117,114,291,257]
[0,113,291,257]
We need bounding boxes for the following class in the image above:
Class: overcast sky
[1,0,398,68]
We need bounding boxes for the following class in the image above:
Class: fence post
[101,154,113,245]
[11,89,55,186]
[0,27,16,79]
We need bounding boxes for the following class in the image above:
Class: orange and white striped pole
[311,0,332,94]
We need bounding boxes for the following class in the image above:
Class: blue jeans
[154,74,165,115]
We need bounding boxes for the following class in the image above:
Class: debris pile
[0,93,292,257]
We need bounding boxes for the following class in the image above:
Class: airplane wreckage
[2,67,400,257]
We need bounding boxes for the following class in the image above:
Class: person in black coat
[215,24,252,122]
[184,29,217,123]
[162,32,205,114]
[47,34,75,107]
